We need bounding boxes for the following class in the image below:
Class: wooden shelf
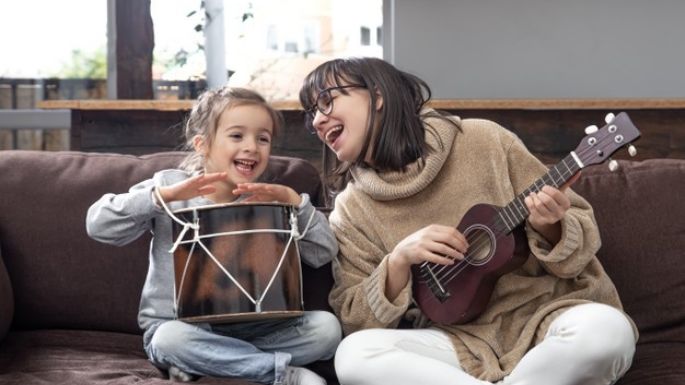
[429,98,685,110]
[37,99,302,111]
[38,98,685,111]
[35,98,685,164]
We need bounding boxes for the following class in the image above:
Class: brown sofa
[0,151,335,385]
[1,150,684,385]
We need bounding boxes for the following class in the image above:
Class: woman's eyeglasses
[304,84,365,133]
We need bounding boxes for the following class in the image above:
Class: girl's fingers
[196,185,216,195]
[199,172,227,185]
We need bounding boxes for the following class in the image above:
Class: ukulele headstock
[573,112,641,169]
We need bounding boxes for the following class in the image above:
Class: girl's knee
[303,311,342,359]
[149,320,199,356]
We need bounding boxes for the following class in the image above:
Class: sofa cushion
[572,159,685,345]
[0,151,328,334]
[616,342,685,385]
[0,242,13,342]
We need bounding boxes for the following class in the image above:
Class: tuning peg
[584,125,598,135]
[608,159,619,172]
[628,145,637,157]
[605,112,616,124]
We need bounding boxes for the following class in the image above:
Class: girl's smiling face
[197,103,274,190]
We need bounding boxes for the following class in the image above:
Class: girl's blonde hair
[179,86,284,172]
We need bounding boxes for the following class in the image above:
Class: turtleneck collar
[350,113,460,201]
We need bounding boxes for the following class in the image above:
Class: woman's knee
[554,304,636,364]
[335,330,386,384]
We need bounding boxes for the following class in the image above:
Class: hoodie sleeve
[295,193,339,268]
[85,176,165,247]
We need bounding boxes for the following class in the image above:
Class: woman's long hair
[299,57,459,197]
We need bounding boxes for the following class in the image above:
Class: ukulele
[411,112,641,324]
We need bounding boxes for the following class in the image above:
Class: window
[360,26,371,46]
[267,25,278,50]
[284,42,299,53]
[303,23,320,54]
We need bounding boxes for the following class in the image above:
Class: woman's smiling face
[310,84,376,164]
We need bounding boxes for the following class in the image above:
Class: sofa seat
[618,342,685,385]
[0,329,253,384]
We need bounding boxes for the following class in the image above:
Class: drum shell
[172,203,303,323]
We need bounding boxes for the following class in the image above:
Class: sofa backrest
[0,151,333,334]
[0,241,12,342]
[572,158,685,344]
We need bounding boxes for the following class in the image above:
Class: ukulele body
[411,203,529,325]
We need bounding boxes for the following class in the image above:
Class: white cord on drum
[291,205,317,241]
[153,186,200,253]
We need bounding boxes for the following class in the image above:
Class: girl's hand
[158,172,227,203]
[389,224,468,269]
[232,183,302,206]
[524,172,580,243]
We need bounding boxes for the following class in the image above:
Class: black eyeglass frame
[304,84,365,133]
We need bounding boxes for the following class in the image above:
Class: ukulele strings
[417,131,622,300]
[433,155,576,287]
[417,217,505,303]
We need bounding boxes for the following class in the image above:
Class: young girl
[87,87,340,385]
[299,57,637,385]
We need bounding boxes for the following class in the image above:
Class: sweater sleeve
[295,193,339,268]
[86,177,163,246]
[327,199,412,335]
[503,132,602,278]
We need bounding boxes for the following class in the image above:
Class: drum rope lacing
[154,186,316,314]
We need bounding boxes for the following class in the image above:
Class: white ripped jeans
[335,303,636,385]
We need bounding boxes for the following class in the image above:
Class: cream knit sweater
[327,115,635,381]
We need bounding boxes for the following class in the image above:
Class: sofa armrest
[0,241,14,342]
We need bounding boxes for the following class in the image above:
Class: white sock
[282,366,326,385]
[168,366,196,382]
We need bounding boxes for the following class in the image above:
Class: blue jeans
[144,311,341,384]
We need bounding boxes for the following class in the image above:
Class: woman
[299,57,637,385]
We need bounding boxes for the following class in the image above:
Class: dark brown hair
[299,57,459,194]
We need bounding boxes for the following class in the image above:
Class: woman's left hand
[233,183,302,206]
[524,173,580,244]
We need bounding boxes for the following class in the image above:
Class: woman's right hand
[385,224,468,302]
[390,224,469,268]
[157,172,227,203]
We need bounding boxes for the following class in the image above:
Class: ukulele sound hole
[464,224,494,266]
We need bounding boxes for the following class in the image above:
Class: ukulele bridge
[422,264,451,302]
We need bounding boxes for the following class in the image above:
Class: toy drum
[170,202,304,323]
